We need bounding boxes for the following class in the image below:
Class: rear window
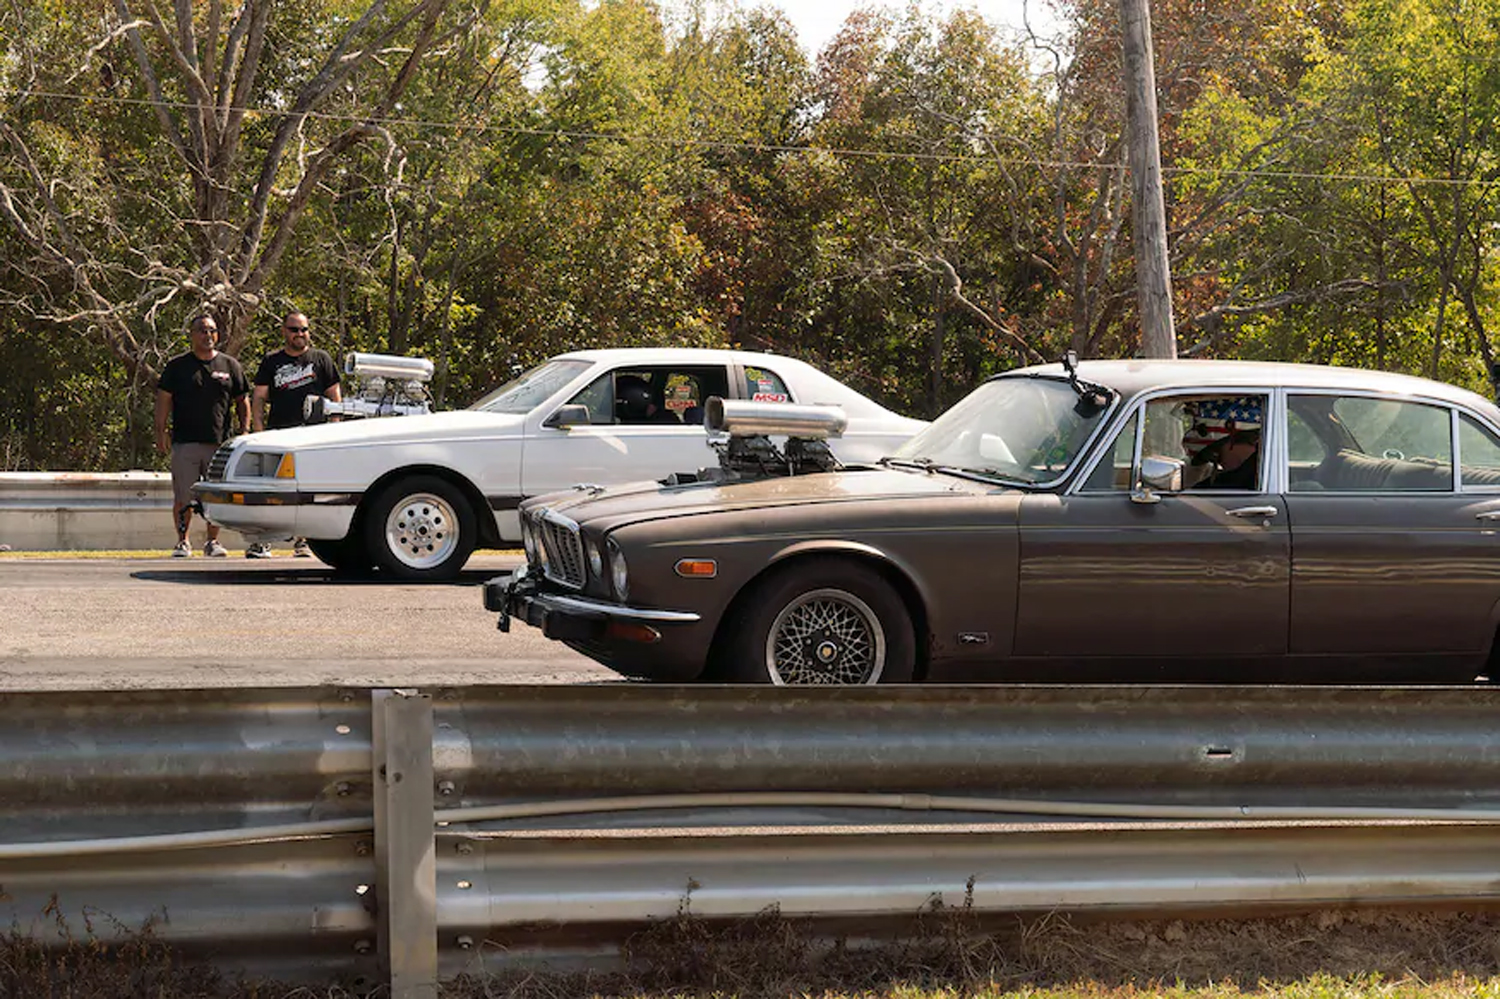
[744,366,792,403]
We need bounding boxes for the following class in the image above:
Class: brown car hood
[527,466,986,528]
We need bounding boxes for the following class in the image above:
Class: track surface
[0,555,618,690]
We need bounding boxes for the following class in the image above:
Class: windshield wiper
[879,457,937,472]
[880,457,1033,487]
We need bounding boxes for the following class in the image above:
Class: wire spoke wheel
[765,588,886,685]
[384,491,459,570]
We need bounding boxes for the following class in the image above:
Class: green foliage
[2,0,1500,468]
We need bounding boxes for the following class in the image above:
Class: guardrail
[0,472,175,551]
[5,685,1500,996]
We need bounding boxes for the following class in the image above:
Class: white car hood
[243,410,523,450]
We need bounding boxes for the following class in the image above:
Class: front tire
[363,475,477,581]
[718,559,916,685]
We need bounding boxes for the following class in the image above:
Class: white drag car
[193,348,927,579]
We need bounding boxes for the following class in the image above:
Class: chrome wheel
[384,491,459,570]
[764,588,886,685]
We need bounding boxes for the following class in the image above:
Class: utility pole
[1118,0,1177,358]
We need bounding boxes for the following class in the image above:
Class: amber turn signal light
[674,559,717,578]
[604,621,661,644]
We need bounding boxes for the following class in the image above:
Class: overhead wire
[10,87,1500,190]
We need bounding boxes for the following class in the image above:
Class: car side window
[1459,414,1500,490]
[577,366,733,426]
[744,366,792,403]
[1286,410,1330,491]
[565,373,616,425]
[1149,393,1268,492]
[1288,394,1452,492]
[1081,411,1139,491]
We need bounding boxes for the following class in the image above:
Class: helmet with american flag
[1183,397,1262,466]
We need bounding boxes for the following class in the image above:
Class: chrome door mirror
[544,404,591,429]
[1131,455,1184,504]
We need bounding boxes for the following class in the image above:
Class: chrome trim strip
[537,593,701,623]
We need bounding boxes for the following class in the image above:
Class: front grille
[538,513,586,589]
[206,444,234,482]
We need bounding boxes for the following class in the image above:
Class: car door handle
[1227,506,1279,518]
[1476,511,1500,521]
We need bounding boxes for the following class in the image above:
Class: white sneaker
[245,543,274,559]
[203,539,229,557]
[171,540,191,557]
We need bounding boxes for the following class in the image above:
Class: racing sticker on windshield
[752,391,789,403]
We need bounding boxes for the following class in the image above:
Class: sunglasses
[284,325,309,332]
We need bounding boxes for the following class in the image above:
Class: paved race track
[0,555,618,690]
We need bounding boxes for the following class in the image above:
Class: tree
[0,0,485,388]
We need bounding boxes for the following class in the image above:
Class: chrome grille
[537,512,586,589]
[206,444,234,482]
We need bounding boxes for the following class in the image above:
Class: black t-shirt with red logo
[157,351,250,444]
[254,348,341,429]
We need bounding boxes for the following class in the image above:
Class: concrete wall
[0,472,187,551]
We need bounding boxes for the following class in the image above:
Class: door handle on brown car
[1475,510,1500,521]
[1227,506,1279,518]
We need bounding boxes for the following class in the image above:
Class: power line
[11,87,1500,190]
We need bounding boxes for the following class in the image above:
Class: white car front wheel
[364,475,477,581]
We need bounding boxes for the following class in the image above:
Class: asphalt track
[0,554,618,690]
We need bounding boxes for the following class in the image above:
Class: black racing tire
[306,535,373,575]
[717,559,916,685]
[362,475,478,582]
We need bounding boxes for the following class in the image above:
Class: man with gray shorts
[154,315,250,557]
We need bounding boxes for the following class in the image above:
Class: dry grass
[444,906,1500,999]
[8,904,1500,998]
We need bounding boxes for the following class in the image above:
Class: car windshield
[468,359,590,414]
[889,376,1111,484]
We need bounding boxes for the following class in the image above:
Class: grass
[8,906,1500,999]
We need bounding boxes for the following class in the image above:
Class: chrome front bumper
[484,564,700,640]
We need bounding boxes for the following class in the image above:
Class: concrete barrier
[0,472,182,551]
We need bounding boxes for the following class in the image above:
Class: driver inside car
[1185,398,1263,491]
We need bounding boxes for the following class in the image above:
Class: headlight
[607,538,628,602]
[585,537,604,580]
[521,517,539,563]
[233,451,293,478]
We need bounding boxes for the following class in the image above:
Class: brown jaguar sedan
[485,358,1500,684]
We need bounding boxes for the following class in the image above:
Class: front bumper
[192,482,358,539]
[485,564,701,639]
[484,566,708,679]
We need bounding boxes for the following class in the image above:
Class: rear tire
[717,559,915,685]
[363,475,477,582]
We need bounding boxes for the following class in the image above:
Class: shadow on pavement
[130,566,505,586]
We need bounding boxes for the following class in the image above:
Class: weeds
[445,900,1500,999]
[11,897,1500,998]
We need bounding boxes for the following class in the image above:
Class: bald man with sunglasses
[247,310,341,558]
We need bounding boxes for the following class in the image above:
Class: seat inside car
[1307,448,1452,491]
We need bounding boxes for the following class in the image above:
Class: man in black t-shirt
[155,315,250,557]
[252,311,342,432]
[247,310,341,558]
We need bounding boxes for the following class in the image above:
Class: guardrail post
[372,689,437,998]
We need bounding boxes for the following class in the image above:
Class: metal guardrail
[4,685,1500,996]
[0,471,175,550]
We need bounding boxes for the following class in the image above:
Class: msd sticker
[752,392,789,403]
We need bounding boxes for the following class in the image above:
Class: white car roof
[547,348,909,421]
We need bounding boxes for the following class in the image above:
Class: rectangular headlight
[233,451,291,478]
